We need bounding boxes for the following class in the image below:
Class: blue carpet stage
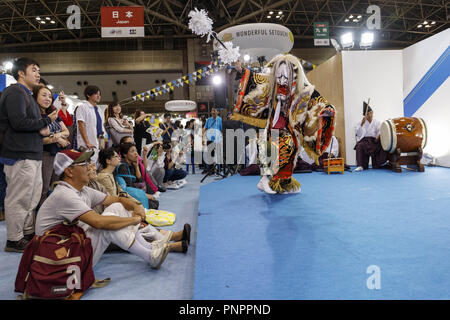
[194,167,450,299]
[0,168,449,299]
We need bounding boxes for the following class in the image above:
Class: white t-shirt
[36,181,107,236]
[76,101,100,149]
[355,118,381,142]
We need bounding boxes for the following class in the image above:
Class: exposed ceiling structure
[0,0,448,52]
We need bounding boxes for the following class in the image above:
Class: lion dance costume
[232,54,336,194]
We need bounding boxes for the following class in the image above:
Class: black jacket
[0,84,50,160]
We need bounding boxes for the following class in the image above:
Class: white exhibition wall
[342,50,404,166]
[402,29,450,167]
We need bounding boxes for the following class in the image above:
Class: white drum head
[380,119,396,153]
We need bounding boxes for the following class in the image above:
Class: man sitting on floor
[354,102,388,172]
[35,149,170,269]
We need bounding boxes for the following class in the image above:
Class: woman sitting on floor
[97,147,191,253]
[120,136,165,193]
[163,143,187,189]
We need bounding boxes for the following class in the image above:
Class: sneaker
[166,183,180,190]
[23,233,35,241]
[161,230,173,245]
[175,179,187,187]
[149,240,170,269]
[354,166,364,172]
[152,191,161,200]
[5,238,29,253]
[257,176,276,194]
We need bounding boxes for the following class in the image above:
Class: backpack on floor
[15,223,96,300]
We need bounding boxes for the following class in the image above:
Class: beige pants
[82,203,139,267]
[4,159,42,241]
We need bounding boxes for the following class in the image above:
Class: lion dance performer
[232,54,336,194]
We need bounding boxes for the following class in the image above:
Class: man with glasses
[36,149,170,269]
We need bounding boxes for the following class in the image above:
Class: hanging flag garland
[119,62,226,106]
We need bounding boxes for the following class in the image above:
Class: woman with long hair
[116,142,159,209]
[105,101,133,146]
[33,85,70,208]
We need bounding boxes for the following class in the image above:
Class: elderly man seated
[35,149,169,269]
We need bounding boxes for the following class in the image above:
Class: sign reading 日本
[101,6,144,38]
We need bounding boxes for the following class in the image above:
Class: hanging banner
[314,22,330,46]
[101,6,144,38]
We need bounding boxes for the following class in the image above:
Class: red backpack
[15,223,96,299]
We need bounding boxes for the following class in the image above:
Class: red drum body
[380,117,427,153]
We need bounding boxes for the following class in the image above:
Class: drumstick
[365,98,371,117]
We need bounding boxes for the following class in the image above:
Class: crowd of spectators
[0,57,193,271]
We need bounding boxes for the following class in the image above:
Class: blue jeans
[163,167,187,183]
[0,163,6,210]
[186,154,195,174]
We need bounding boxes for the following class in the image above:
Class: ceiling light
[431,21,436,25]
[345,19,349,22]
[3,61,13,70]
[36,17,41,21]
[45,17,51,21]
[278,11,282,15]
[357,15,362,18]
[269,11,274,14]
[50,20,55,24]
[417,24,422,28]
[349,15,353,19]
[340,32,354,49]
[423,21,428,25]
[267,15,271,18]
[425,25,431,28]
[276,15,280,18]
[40,21,46,24]
[243,54,250,62]
[212,75,222,86]
[353,19,359,22]
[360,32,374,48]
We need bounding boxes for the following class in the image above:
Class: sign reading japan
[314,22,330,46]
[101,6,144,38]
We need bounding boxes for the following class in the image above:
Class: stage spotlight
[340,32,354,49]
[243,54,250,62]
[360,32,374,48]
[212,75,222,86]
